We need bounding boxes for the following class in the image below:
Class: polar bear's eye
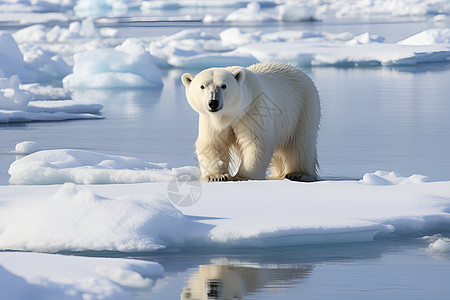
[200,85,205,89]
[221,84,227,89]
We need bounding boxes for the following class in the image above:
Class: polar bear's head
[181,68,247,128]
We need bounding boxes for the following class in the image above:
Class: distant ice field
[1,2,450,299]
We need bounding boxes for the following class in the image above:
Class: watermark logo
[167,173,202,207]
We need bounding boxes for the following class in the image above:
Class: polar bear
[182,62,320,182]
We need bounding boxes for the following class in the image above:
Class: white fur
[182,62,320,181]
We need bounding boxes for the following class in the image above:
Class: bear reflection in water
[181,263,312,299]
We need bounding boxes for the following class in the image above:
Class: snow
[148,29,259,69]
[0,33,36,83]
[11,141,41,155]
[0,252,163,300]
[146,28,450,69]
[20,84,71,100]
[398,28,450,45]
[74,0,134,17]
[0,182,209,252]
[200,0,450,23]
[2,147,450,251]
[1,1,450,298]
[0,76,103,123]
[62,40,164,89]
[13,19,97,43]
[237,41,450,67]
[225,3,277,23]
[0,76,32,111]
[360,171,428,185]
[9,149,200,184]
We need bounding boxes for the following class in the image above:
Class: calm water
[1,19,450,299]
[1,65,450,184]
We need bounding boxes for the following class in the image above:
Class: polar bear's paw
[202,174,232,182]
[285,174,316,182]
[202,174,248,182]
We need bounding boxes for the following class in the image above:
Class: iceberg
[0,252,163,300]
[0,76,103,123]
[0,33,36,83]
[63,40,164,89]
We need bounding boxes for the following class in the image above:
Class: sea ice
[8,148,200,184]
[0,76,103,123]
[2,149,450,252]
[0,252,163,300]
[236,41,450,67]
[0,33,36,83]
[0,76,32,111]
[397,28,450,45]
[63,39,164,89]
[224,3,277,23]
[74,0,133,17]
[20,83,71,100]
[360,171,428,185]
[147,27,450,69]
[148,29,259,69]
[0,182,210,251]
[11,141,41,155]
[19,44,72,82]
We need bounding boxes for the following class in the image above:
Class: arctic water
[1,17,450,300]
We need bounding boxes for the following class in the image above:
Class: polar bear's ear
[181,73,194,87]
[232,69,245,84]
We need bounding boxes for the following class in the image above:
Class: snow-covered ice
[2,149,450,251]
[0,33,36,83]
[0,76,103,123]
[9,148,200,184]
[0,252,163,300]
[1,1,450,299]
[20,83,71,100]
[147,27,450,69]
[63,39,164,89]
[398,28,450,45]
[11,141,41,155]
[148,29,259,69]
[13,18,97,43]
[0,181,209,252]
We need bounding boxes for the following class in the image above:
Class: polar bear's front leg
[235,134,274,181]
[196,116,233,182]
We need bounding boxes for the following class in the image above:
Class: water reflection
[181,263,312,300]
[71,87,163,117]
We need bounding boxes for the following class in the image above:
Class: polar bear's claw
[206,174,232,182]
[203,174,249,182]
[285,174,316,182]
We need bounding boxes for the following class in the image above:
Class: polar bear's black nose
[208,99,220,111]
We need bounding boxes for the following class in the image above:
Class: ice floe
[0,252,163,300]
[9,148,200,184]
[236,41,450,67]
[0,76,102,123]
[146,27,450,69]
[0,33,36,83]
[10,141,41,155]
[398,28,450,45]
[63,39,164,89]
[1,168,450,251]
[0,182,209,251]
[74,0,134,17]
[148,30,258,69]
